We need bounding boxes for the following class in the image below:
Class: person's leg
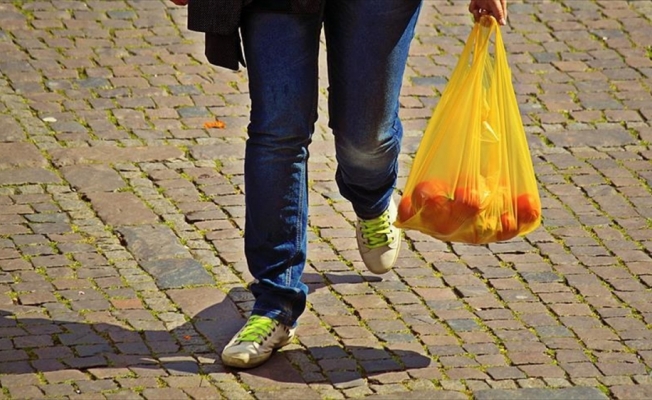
[222,9,323,368]
[324,0,422,273]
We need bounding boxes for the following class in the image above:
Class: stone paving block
[140,258,213,289]
[239,355,314,389]
[189,143,246,161]
[545,128,637,148]
[141,387,189,399]
[42,369,90,384]
[372,390,468,399]
[49,146,184,167]
[0,142,48,169]
[611,384,652,400]
[0,167,60,185]
[475,387,608,400]
[61,164,127,193]
[168,292,243,353]
[86,192,158,226]
[0,116,24,142]
[117,224,190,261]
[182,386,224,400]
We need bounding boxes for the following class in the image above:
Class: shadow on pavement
[0,281,432,386]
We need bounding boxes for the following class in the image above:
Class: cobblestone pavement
[1,0,652,399]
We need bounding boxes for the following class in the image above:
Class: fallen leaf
[204,119,226,129]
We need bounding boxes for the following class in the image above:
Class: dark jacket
[187,0,322,70]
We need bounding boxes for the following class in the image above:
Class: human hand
[170,0,188,6]
[469,0,507,25]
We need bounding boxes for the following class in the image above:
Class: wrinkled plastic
[395,16,541,244]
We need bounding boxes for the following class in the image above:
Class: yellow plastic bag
[395,16,541,244]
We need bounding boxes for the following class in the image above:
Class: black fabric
[205,32,244,71]
[251,0,291,12]
[190,0,322,71]
[291,0,320,13]
[187,0,320,34]
[188,0,252,35]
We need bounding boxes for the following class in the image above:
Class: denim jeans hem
[251,308,296,328]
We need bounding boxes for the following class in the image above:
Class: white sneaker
[221,315,295,369]
[356,199,401,274]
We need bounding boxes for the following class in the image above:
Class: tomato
[497,212,518,241]
[397,195,415,223]
[516,193,541,227]
[425,208,462,236]
[451,186,483,221]
[412,180,460,236]
[412,180,450,210]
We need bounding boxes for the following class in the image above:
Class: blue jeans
[240,0,422,326]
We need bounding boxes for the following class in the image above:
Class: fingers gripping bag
[395,16,541,244]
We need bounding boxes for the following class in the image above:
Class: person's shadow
[0,272,433,389]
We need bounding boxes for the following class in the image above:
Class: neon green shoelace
[236,315,277,344]
[360,212,392,249]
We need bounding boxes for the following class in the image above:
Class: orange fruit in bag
[516,193,541,227]
[497,212,518,241]
[451,186,483,221]
[412,180,461,236]
[397,195,416,223]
